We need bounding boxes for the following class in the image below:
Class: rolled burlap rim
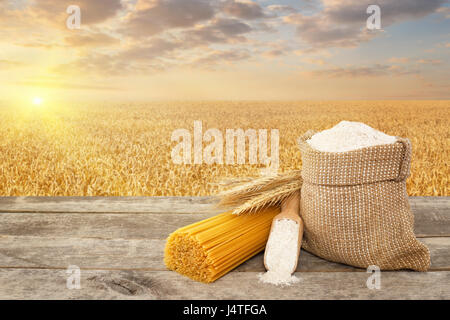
[298,130,412,186]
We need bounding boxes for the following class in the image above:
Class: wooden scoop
[264,191,304,273]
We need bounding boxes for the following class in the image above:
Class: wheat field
[0,101,448,196]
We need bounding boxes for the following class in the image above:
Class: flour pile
[307,121,397,152]
[258,219,300,286]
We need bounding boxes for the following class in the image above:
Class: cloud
[64,32,120,47]
[302,58,326,65]
[284,0,446,50]
[207,17,252,36]
[267,5,297,14]
[389,57,410,64]
[119,18,253,62]
[33,0,124,25]
[14,41,59,49]
[118,38,182,61]
[305,64,419,78]
[222,0,266,20]
[416,59,443,65]
[0,0,271,75]
[12,31,120,49]
[192,49,251,68]
[322,0,445,25]
[54,35,193,76]
[16,79,120,91]
[436,6,450,18]
[262,49,284,59]
[185,18,252,44]
[53,53,136,76]
[53,16,255,76]
[0,59,25,70]
[122,0,216,38]
[0,0,124,44]
[285,13,374,49]
[0,2,34,31]
[53,37,254,76]
[253,21,278,33]
[259,40,293,58]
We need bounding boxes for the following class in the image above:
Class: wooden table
[0,197,448,300]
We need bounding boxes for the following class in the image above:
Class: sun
[32,97,43,106]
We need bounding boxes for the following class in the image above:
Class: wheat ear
[231,179,302,215]
[218,170,301,208]
[216,170,303,214]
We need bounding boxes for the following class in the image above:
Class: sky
[0,0,449,102]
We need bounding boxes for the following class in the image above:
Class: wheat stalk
[231,179,302,215]
[218,170,301,207]
[216,170,303,214]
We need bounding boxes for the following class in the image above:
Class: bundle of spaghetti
[164,207,280,283]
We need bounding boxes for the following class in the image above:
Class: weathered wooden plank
[0,269,448,300]
[0,205,447,241]
[412,200,450,237]
[0,196,448,215]
[0,212,215,239]
[421,237,450,269]
[409,197,450,206]
[0,198,447,237]
[0,236,164,269]
[0,196,221,214]
[0,236,448,271]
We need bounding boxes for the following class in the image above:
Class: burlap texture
[298,131,430,271]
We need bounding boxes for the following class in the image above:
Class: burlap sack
[297,131,430,271]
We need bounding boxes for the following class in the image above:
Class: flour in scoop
[307,121,397,152]
[258,219,300,286]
